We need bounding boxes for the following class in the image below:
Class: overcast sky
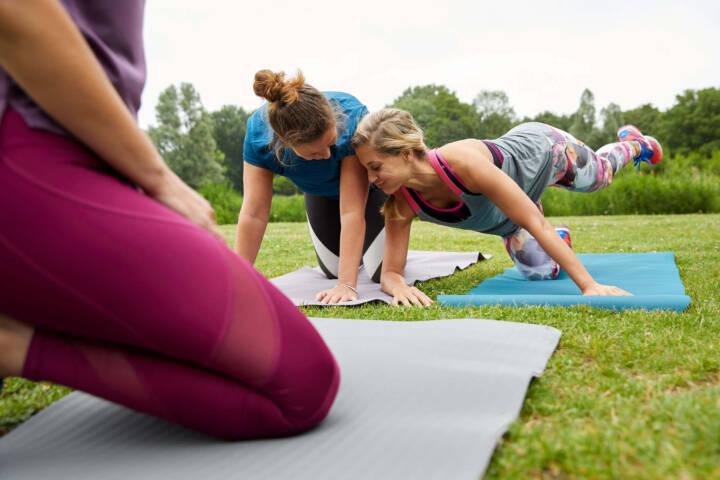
[139,0,720,129]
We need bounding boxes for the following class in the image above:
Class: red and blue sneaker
[617,125,663,173]
[555,225,572,249]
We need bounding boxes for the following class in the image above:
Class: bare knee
[0,315,34,377]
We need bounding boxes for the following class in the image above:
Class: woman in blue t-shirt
[236,70,386,304]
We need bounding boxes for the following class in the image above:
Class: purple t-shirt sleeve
[0,0,147,136]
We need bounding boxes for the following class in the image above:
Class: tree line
[147,83,720,193]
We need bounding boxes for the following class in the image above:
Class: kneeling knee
[264,344,341,436]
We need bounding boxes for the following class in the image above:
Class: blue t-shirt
[243,91,368,199]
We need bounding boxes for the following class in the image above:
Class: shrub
[541,151,720,216]
[272,175,301,195]
[199,184,306,224]
[198,183,242,225]
[270,195,306,222]
[201,150,720,222]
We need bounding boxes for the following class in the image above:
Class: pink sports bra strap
[427,149,464,196]
[399,187,421,212]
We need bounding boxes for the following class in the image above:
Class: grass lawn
[2,213,719,479]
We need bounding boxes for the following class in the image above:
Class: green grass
[2,214,719,479]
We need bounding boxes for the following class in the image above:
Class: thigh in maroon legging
[0,109,339,439]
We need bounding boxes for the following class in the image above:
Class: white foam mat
[271,250,487,306]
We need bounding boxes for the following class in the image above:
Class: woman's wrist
[339,283,358,294]
[143,163,180,197]
[336,270,358,291]
[578,278,599,293]
[382,274,406,296]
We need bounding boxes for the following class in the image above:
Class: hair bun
[253,69,285,102]
[253,69,306,105]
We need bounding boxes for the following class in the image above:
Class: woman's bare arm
[316,155,368,304]
[234,163,273,263]
[444,142,629,295]
[380,194,433,306]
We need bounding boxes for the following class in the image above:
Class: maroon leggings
[0,108,340,439]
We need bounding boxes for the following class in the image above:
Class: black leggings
[304,188,387,283]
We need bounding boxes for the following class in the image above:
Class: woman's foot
[0,315,34,379]
[617,125,663,171]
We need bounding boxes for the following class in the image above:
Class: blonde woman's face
[290,126,338,160]
[355,145,411,194]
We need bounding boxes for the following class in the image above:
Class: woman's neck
[404,150,447,194]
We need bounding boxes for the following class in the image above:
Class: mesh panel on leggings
[206,246,279,387]
[24,330,296,439]
[75,336,175,420]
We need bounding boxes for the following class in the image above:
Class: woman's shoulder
[326,92,368,153]
[436,140,495,191]
[437,139,490,166]
[245,106,274,142]
[246,104,268,128]
[324,91,363,104]
[243,106,277,167]
[324,91,367,115]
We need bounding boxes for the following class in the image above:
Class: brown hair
[351,108,426,219]
[253,69,344,160]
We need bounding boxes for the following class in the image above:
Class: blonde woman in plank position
[351,108,662,306]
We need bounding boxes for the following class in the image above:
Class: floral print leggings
[503,126,637,280]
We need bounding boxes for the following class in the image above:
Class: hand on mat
[151,171,224,241]
[582,282,632,296]
[391,285,433,307]
[316,284,358,304]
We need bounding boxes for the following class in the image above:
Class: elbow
[238,203,270,226]
[339,210,364,225]
[339,211,365,233]
[519,210,551,234]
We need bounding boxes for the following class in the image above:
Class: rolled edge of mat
[436,294,691,312]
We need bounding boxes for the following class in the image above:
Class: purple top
[0,0,147,136]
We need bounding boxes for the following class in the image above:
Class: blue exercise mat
[438,252,690,311]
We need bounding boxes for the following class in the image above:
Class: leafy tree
[523,111,573,131]
[569,88,596,142]
[210,105,249,193]
[473,90,517,139]
[473,90,515,119]
[590,102,624,149]
[148,83,226,188]
[389,85,478,147]
[390,86,437,131]
[658,87,720,155]
[383,83,720,160]
[622,103,662,138]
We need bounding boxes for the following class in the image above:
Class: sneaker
[555,225,572,249]
[617,125,663,172]
[644,136,662,165]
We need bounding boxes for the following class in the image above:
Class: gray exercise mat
[271,250,488,305]
[0,317,560,480]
